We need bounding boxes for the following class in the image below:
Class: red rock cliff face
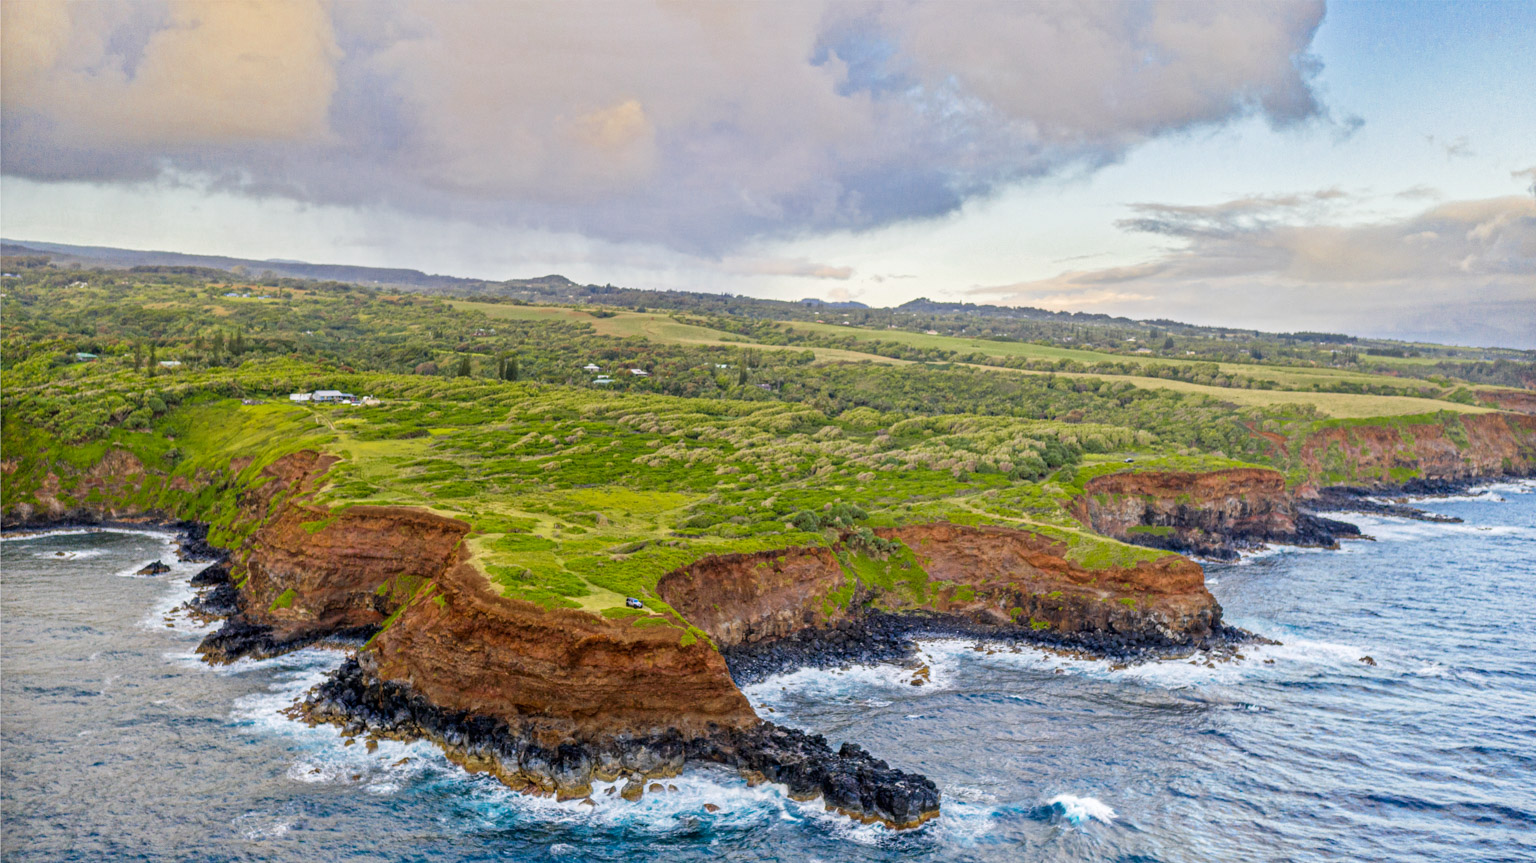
[366,560,756,742]
[222,453,755,740]
[215,451,469,643]
[1476,391,1536,416]
[891,523,1215,641]
[654,547,855,646]
[1075,468,1342,561]
[1295,413,1536,487]
[657,523,1220,648]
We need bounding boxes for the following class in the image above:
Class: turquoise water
[2,483,1533,862]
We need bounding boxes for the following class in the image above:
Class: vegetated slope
[4,265,1534,828]
[443,300,1501,419]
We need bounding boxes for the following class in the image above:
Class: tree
[504,355,518,381]
[133,342,143,371]
[455,356,472,377]
[738,366,748,386]
[147,343,158,377]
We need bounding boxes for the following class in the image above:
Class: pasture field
[447,302,1486,419]
[780,321,1449,391]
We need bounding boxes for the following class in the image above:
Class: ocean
[3,483,1533,862]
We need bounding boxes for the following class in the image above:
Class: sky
[2,0,1532,347]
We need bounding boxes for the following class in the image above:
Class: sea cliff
[6,408,1534,830]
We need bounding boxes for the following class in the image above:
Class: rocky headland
[7,408,1534,831]
[1076,467,1363,561]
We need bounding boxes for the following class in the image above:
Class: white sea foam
[1124,635,1372,688]
[1231,543,1334,564]
[743,643,960,708]
[232,812,295,840]
[752,629,1381,703]
[1400,478,1535,504]
[451,763,850,838]
[29,548,108,560]
[1048,793,1116,825]
[0,526,174,542]
[1411,662,1454,679]
[1342,514,1536,544]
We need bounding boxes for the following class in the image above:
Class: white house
[593,376,615,386]
[311,390,353,403]
[629,368,649,377]
[289,392,312,402]
[158,360,182,368]
[583,363,601,372]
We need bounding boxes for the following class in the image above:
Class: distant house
[311,390,354,403]
[288,392,312,402]
[583,363,601,372]
[158,360,182,368]
[593,376,615,386]
[629,368,649,377]
[74,352,98,362]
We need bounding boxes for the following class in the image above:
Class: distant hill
[896,297,1131,325]
[1,239,490,291]
[13,239,1526,359]
[798,298,870,309]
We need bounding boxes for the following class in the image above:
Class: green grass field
[781,321,1450,390]
[448,302,1486,419]
[448,301,906,365]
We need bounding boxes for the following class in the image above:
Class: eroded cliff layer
[200,452,474,661]
[1076,468,1359,560]
[1294,413,1536,487]
[365,558,755,740]
[658,522,1226,683]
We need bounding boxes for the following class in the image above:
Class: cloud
[1515,167,1536,198]
[1425,134,1474,159]
[722,257,854,280]
[1395,184,1442,201]
[976,194,1536,347]
[2,1,337,148]
[1,0,1330,252]
[1114,187,1349,238]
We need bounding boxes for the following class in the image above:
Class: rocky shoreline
[296,654,941,829]
[1301,476,1518,524]
[722,610,1270,687]
[11,470,1524,832]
